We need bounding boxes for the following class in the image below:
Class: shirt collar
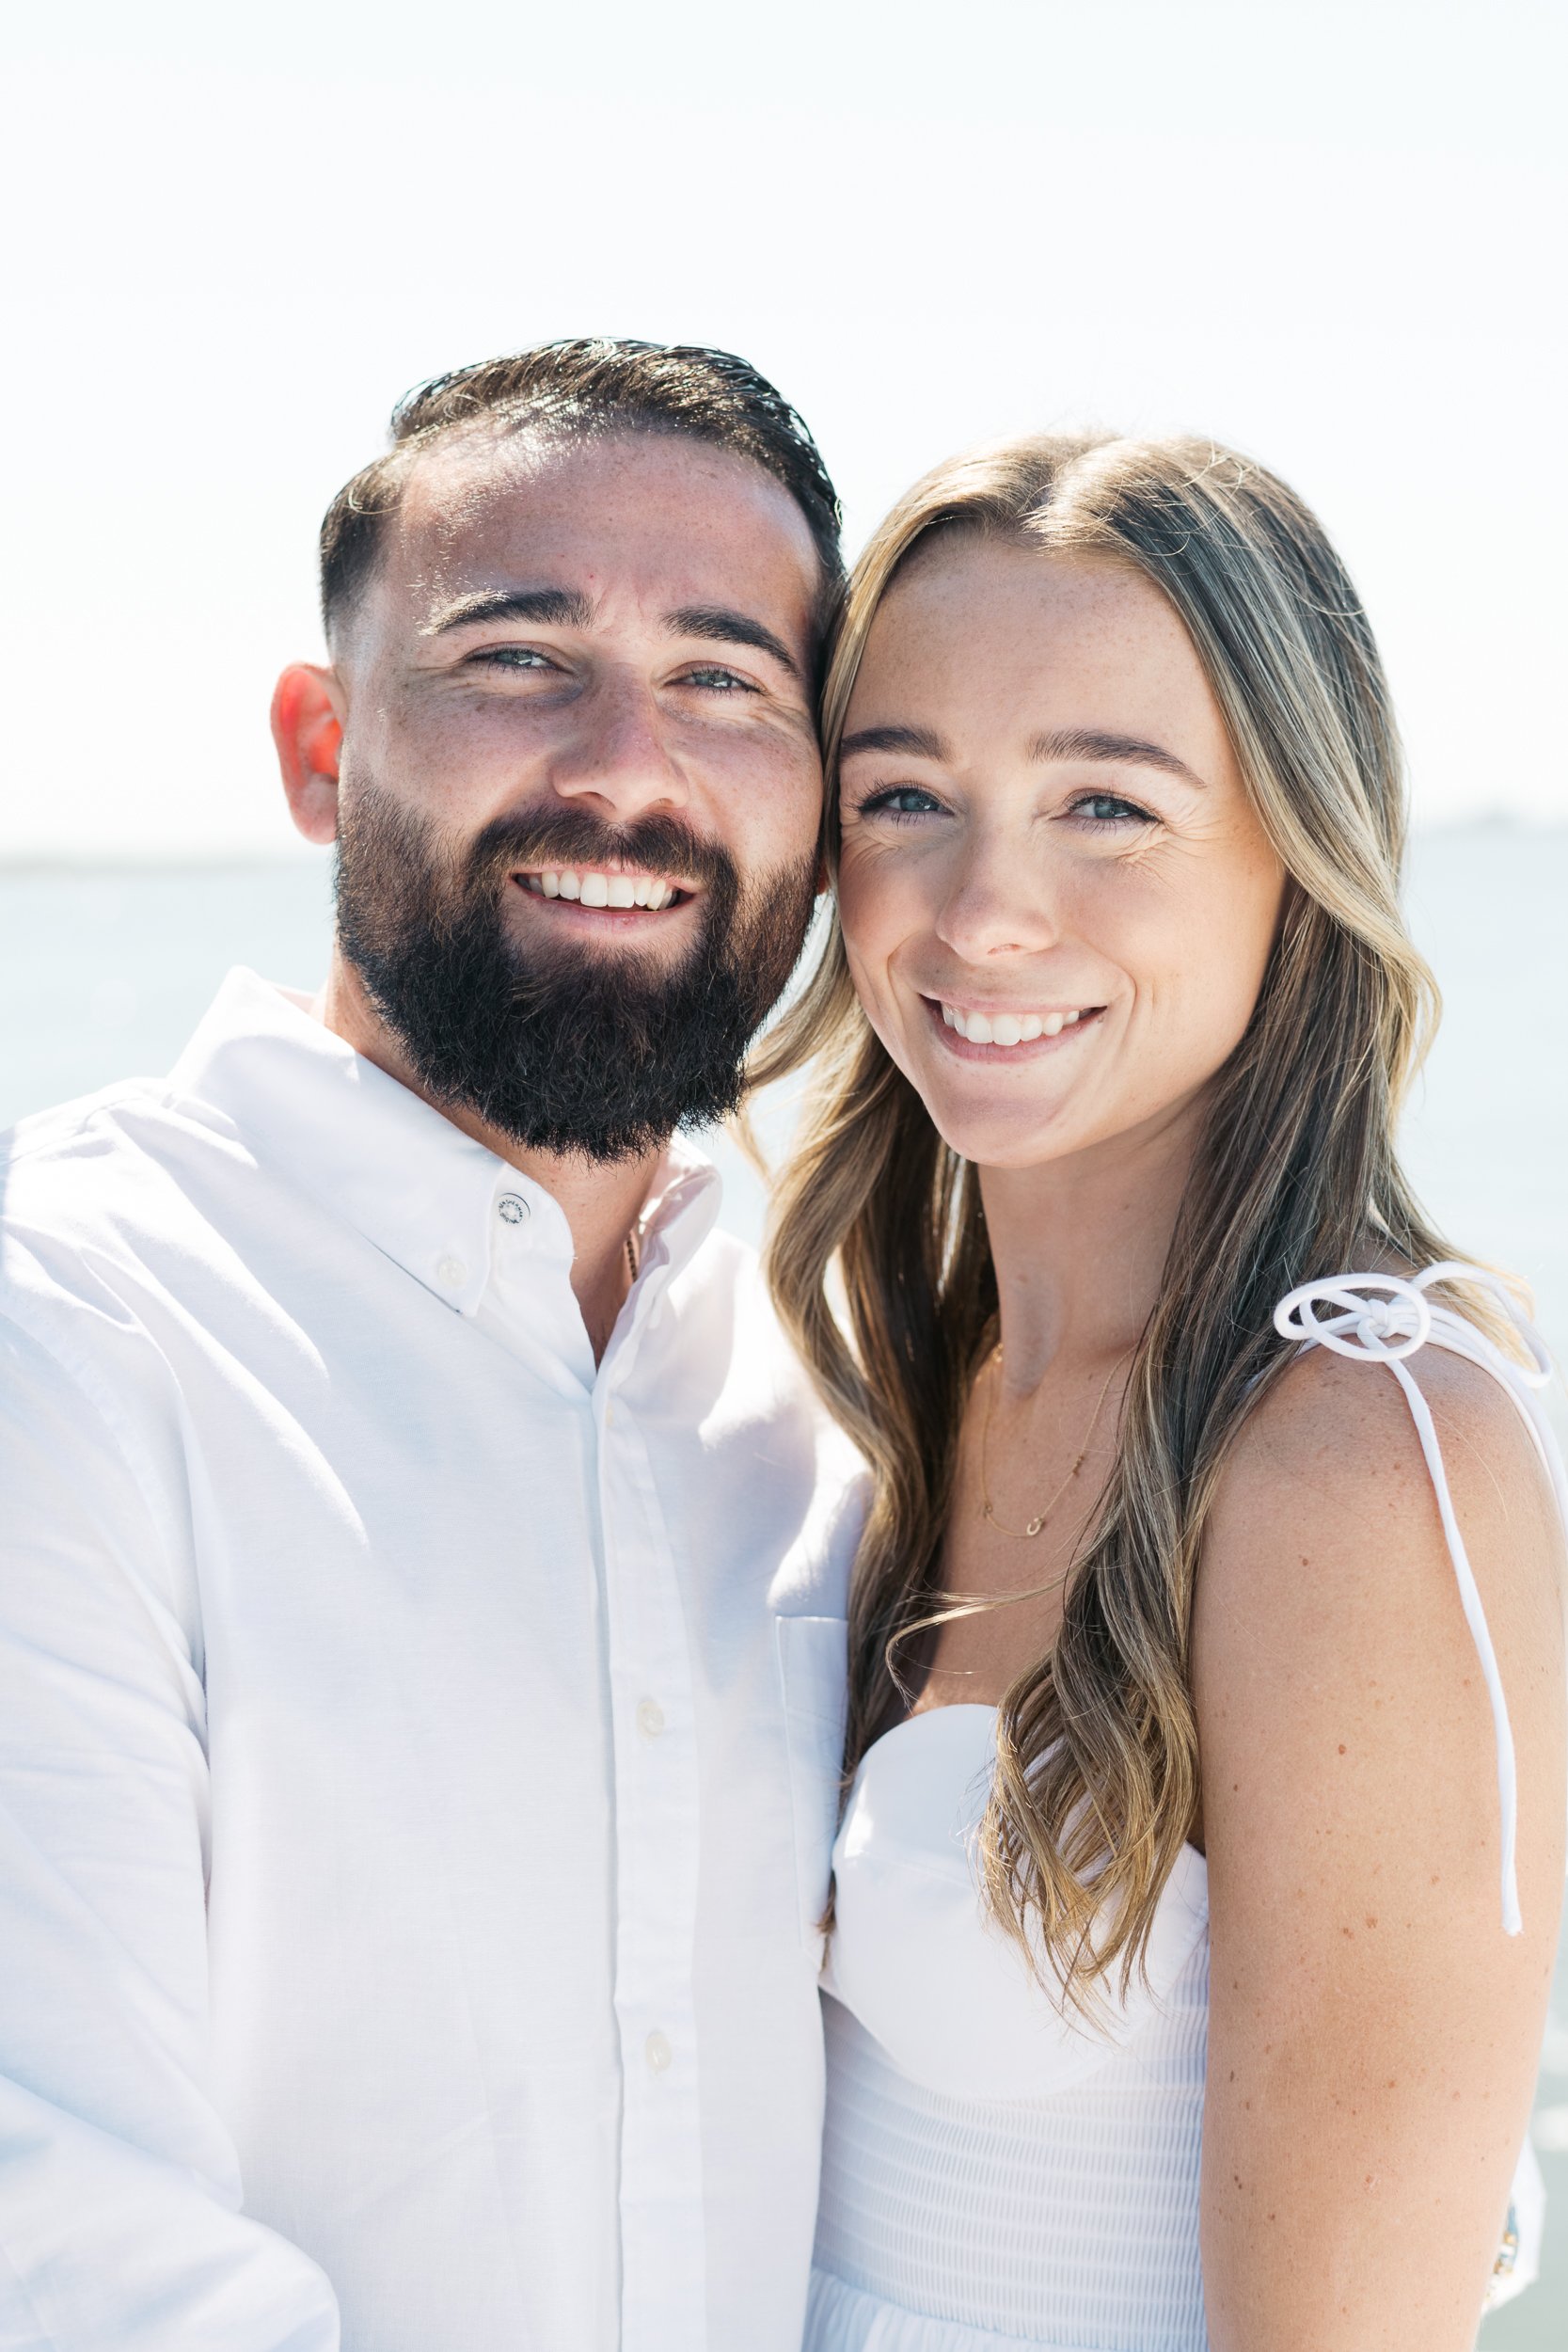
[169,968,724,1312]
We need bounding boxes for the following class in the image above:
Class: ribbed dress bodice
[808,1707,1212,2352]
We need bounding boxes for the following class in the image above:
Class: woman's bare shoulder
[1194,1327,1564,1879]
[1194,1327,1565,2352]
[1208,1328,1559,1599]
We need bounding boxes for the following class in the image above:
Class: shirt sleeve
[0,1309,341,2350]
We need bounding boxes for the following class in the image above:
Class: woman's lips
[923,995,1106,1058]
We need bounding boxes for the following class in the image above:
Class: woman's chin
[924,1092,1086,1173]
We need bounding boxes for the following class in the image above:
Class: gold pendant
[1024,1516,1044,1537]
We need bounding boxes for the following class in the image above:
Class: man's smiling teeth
[940,1004,1087,1046]
[522,870,680,911]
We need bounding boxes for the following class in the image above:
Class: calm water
[2,832,1566,2342]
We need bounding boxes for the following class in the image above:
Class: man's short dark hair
[320,337,844,651]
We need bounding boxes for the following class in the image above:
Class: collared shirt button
[636,1696,666,1740]
[497,1193,529,1226]
[436,1255,467,1289]
[644,2029,673,2074]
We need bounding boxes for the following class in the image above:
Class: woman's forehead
[848,541,1231,774]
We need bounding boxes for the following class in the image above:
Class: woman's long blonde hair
[758,431,1468,2007]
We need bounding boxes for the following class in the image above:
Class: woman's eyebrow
[839,723,949,760]
[1029,726,1206,787]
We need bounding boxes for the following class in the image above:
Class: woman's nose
[934,839,1061,962]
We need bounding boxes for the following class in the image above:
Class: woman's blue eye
[861,787,942,819]
[1074,790,1152,825]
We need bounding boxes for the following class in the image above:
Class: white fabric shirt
[0,968,860,2352]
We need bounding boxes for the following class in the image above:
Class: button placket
[596,1347,705,2332]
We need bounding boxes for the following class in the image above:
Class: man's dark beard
[334,785,819,1164]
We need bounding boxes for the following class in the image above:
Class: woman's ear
[271,664,345,846]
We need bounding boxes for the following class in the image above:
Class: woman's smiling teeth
[939,1002,1088,1046]
[520,869,682,911]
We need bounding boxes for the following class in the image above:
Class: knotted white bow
[1273,1263,1553,1937]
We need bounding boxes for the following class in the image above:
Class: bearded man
[0,342,859,2352]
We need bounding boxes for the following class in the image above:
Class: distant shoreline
[0,854,328,877]
[1,815,1564,876]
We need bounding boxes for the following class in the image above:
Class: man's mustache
[463,806,737,898]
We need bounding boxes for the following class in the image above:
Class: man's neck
[315,951,658,1362]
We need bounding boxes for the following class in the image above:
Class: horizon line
[3,811,1564,875]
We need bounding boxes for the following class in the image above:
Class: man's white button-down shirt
[0,969,860,2352]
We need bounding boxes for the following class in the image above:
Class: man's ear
[272,664,345,846]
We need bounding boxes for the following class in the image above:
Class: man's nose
[547,677,690,822]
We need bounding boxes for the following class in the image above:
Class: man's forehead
[388,425,819,620]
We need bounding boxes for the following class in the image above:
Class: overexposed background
[3,0,1565,858]
[3,2,1566,2338]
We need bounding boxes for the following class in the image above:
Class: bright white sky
[4,0,1563,858]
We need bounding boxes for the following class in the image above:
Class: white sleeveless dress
[804,1269,1563,2352]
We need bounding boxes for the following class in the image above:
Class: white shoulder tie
[1273,1263,1556,1937]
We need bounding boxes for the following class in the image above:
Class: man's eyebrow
[1029,726,1206,787]
[423,586,597,635]
[838,723,949,761]
[665,605,802,682]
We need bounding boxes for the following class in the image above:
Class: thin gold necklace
[979,1343,1131,1539]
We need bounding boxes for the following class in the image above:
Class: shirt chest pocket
[774,1613,849,1965]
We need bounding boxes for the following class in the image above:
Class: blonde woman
[763,437,1567,2350]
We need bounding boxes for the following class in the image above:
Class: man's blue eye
[687,668,749,691]
[479,646,550,670]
